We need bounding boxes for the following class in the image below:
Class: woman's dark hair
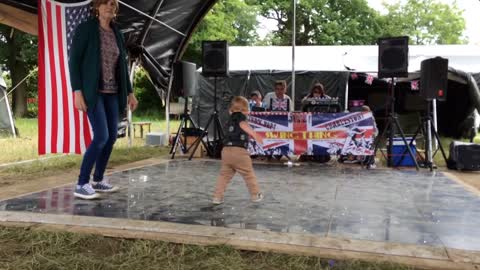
[250,90,262,99]
[308,83,325,97]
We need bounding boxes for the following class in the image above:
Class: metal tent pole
[128,60,138,147]
[291,0,296,111]
[165,64,175,146]
[118,1,185,37]
[344,74,349,111]
[432,98,438,150]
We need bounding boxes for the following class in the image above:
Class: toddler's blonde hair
[230,96,249,112]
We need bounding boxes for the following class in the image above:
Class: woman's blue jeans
[78,93,119,185]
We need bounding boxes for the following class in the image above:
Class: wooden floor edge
[442,171,480,196]
[0,212,479,270]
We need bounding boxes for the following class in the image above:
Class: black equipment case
[447,141,480,170]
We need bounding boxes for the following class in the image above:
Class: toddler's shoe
[212,197,224,205]
[251,192,264,203]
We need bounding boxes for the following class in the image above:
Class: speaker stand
[400,99,448,171]
[188,76,224,160]
[170,98,208,159]
[373,78,420,170]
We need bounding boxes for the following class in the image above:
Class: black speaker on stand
[378,36,409,78]
[420,57,448,101]
[189,41,229,160]
[202,40,229,77]
[170,61,209,159]
[403,57,449,170]
[373,36,419,169]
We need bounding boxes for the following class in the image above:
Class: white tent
[229,45,480,73]
[0,75,16,137]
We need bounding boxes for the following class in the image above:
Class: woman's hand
[128,93,138,112]
[74,91,87,112]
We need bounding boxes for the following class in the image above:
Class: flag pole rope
[0,67,38,104]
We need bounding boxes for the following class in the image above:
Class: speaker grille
[202,40,229,77]
[420,57,448,101]
[381,48,407,69]
[378,36,409,78]
[204,50,225,70]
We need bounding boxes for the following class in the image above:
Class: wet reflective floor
[1,160,480,251]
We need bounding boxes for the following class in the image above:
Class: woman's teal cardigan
[68,18,132,113]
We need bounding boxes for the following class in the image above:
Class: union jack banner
[271,98,289,111]
[365,74,374,85]
[411,80,419,91]
[248,112,376,156]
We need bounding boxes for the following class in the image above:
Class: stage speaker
[202,40,229,77]
[172,61,197,97]
[420,57,448,101]
[378,36,409,78]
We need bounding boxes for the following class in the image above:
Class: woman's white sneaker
[92,181,119,193]
[74,184,100,200]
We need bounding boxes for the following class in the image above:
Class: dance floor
[1,159,480,251]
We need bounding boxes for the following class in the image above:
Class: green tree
[182,0,259,63]
[250,0,383,45]
[0,26,38,117]
[381,0,466,44]
[133,67,164,116]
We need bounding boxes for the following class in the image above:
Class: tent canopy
[228,45,480,73]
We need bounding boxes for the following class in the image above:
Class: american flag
[38,0,92,155]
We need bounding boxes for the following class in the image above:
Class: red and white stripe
[38,0,92,155]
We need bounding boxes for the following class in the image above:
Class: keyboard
[303,97,342,113]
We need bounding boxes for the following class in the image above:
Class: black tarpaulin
[192,70,348,135]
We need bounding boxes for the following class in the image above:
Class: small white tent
[228,45,480,73]
[0,75,16,137]
[195,45,480,138]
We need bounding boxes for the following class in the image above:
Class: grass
[0,226,415,270]
[0,117,179,183]
[0,117,179,164]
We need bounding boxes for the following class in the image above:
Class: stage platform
[1,159,480,268]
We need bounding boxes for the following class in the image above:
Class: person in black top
[212,96,264,205]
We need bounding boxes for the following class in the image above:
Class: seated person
[263,80,293,112]
[301,83,334,112]
[249,90,266,111]
[301,83,330,102]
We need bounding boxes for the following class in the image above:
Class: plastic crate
[388,137,417,166]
